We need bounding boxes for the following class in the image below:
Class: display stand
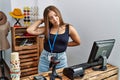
[0,51,9,80]
[14,18,21,26]
[49,57,62,80]
[92,55,107,71]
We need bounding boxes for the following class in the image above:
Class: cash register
[63,39,115,80]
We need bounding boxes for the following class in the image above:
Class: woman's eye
[49,14,58,21]
[55,14,57,17]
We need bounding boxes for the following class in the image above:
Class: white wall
[54,0,120,65]
[54,0,120,79]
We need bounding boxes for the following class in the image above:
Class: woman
[27,5,81,73]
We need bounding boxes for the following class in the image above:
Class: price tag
[48,55,52,61]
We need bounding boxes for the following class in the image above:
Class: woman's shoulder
[64,23,73,29]
[63,23,71,27]
[65,23,77,35]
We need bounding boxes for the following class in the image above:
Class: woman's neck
[50,25,60,34]
[52,25,59,28]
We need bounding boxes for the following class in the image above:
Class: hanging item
[30,6,39,24]
[0,11,7,25]
[9,8,24,27]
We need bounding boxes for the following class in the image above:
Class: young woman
[27,5,81,73]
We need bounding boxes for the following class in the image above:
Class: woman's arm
[68,25,81,46]
[26,19,45,35]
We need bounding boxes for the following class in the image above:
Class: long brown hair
[43,5,65,39]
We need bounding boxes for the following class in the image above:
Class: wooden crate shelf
[11,27,40,78]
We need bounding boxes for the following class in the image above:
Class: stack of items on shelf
[20,39,33,46]
[10,52,21,80]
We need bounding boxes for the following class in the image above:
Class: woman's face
[48,10,60,26]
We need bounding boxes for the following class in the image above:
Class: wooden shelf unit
[11,27,40,77]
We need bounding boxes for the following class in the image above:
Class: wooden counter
[21,64,118,80]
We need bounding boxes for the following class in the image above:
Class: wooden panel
[14,45,37,51]
[19,49,38,55]
[104,75,118,80]
[21,70,38,77]
[20,61,38,67]
[80,65,118,80]
[20,57,38,63]
[21,67,38,73]
[87,69,118,80]
[19,53,38,59]
[21,64,119,80]
[21,63,38,70]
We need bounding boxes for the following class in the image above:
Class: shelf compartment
[14,45,38,51]
[21,67,38,77]
[20,57,38,63]
[19,49,38,55]
[20,61,38,67]
[15,38,37,46]
[20,63,38,70]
